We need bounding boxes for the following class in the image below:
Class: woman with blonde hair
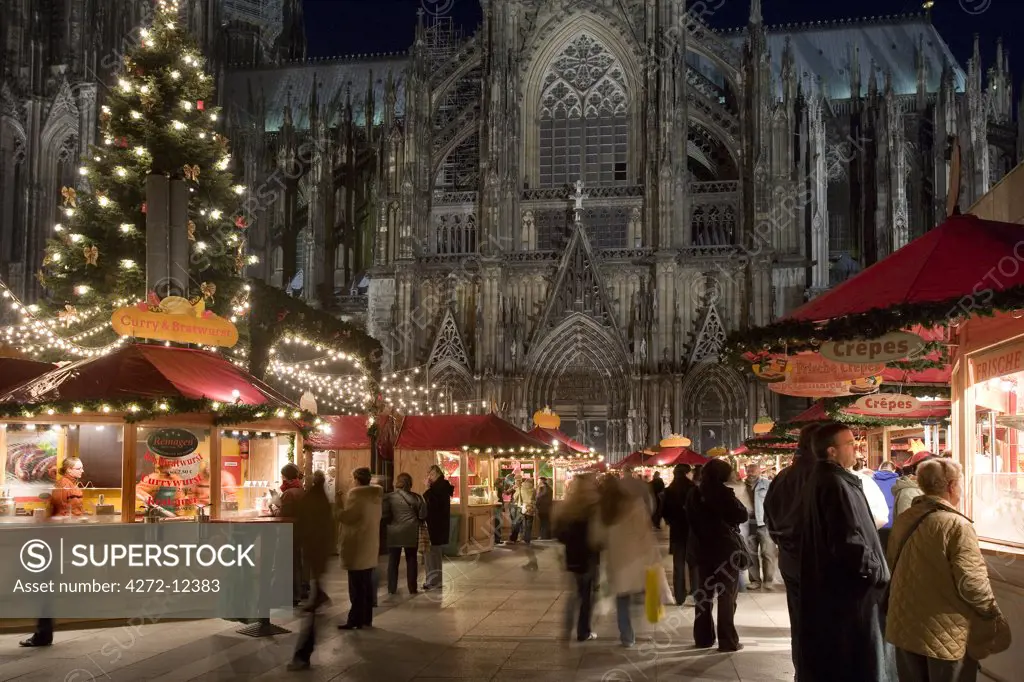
[886,458,1010,681]
[553,474,601,641]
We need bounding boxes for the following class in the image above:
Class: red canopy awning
[395,414,552,452]
[0,358,57,395]
[786,215,1024,322]
[0,344,294,407]
[528,426,591,453]
[658,446,710,466]
[790,400,830,423]
[305,415,375,450]
[610,450,677,469]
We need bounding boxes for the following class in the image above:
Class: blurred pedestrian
[662,463,697,606]
[337,468,383,630]
[554,474,601,642]
[288,471,334,670]
[536,477,554,539]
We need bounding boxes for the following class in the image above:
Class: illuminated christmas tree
[39,0,249,320]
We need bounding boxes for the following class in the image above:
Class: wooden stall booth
[304,415,377,504]
[524,407,597,500]
[392,414,554,556]
[0,344,311,524]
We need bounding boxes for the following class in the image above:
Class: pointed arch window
[539,34,629,188]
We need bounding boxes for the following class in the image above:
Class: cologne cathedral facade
[1,0,1020,457]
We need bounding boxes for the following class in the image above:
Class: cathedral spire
[749,0,762,25]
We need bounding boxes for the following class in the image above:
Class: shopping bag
[645,566,664,624]
[657,563,675,606]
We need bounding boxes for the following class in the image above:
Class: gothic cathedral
[1,0,1020,459]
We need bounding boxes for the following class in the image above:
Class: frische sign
[820,331,926,364]
[849,395,921,416]
[970,343,1024,385]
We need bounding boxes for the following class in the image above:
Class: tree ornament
[141,202,147,214]
[58,305,79,325]
[83,245,99,265]
[234,215,248,229]
[116,137,128,148]
[61,187,77,207]
[196,100,204,110]
[183,164,200,182]
[235,251,246,273]
[200,282,216,302]
[187,220,196,241]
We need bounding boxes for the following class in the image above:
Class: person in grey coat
[383,472,427,595]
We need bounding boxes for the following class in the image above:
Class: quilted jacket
[885,495,1003,661]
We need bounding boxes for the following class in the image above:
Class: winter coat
[424,476,455,546]
[661,477,696,549]
[337,484,383,571]
[554,511,600,574]
[872,470,900,528]
[763,456,815,580]
[856,469,892,529]
[744,475,770,526]
[886,495,1006,662]
[798,461,895,682]
[892,477,923,519]
[383,489,427,548]
[589,495,658,596]
[685,481,749,568]
[650,476,666,498]
[296,482,335,576]
[536,483,553,515]
[514,480,537,516]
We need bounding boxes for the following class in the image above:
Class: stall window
[135,426,211,520]
[70,424,124,517]
[466,454,493,506]
[437,451,461,503]
[971,374,1024,546]
[219,433,285,519]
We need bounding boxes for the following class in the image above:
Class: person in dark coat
[661,463,698,605]
[764,421,823,676]
[274,463,307,605]
[553,474,601,641]
[685,458,749,652]
[649,471,666,529]
[422,464,454,590]
[383,472,427,595]
[288,471,335,670]
[798,421,896,682]
[536,477,554,539]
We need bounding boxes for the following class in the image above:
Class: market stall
[520,407,595,499]
[392,413,554,555]
[0,344,312,523]
[304,415,378,503]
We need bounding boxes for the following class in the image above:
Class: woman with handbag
[383,472,427,595]
[885,458,1010,682]
[685,458,750,652]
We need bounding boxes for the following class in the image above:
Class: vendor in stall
[50,457,85,516]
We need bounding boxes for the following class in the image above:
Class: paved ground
[0,535,795,681]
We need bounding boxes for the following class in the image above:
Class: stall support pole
[209,429,222,520]
[121,424,137,523]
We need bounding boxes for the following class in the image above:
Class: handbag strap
[891,507,941,573]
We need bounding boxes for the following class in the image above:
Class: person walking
[423,464,454,590]
[275,463,307,606]
[886,458,1010,682]
[589,475,659,648]
[514,476,537,544]
[536,477,554,540]
[508,477,525,544]
[553,474,601,642]
[661,463,697,606]
[798,421,896,682]
[288,471,335,670]
[764,422,822,678]
[337,467,383,630]
[383,472,426,596]
[743,463,776,590]
[650,471,666,529]
[686,458,749,652]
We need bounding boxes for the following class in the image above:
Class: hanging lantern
[752,415,775,435]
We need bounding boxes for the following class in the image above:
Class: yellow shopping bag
[645,566,664,624]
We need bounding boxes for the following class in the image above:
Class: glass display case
[437,451,461,503]
[466,453,494,506]
[971,376,1024,546]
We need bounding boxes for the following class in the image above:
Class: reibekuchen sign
[819,331,926,365]
[849,395,922,416]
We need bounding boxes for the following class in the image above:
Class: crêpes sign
[847,395,922,416]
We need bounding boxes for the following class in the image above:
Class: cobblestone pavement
[0,536,795,681]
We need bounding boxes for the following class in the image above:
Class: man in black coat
[764,422,823,676]
[423,464,454,590]
[661,463,697,605]
[797,421,896,682]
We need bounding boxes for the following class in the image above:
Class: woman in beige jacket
[885,458,1010,682]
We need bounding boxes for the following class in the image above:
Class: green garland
[725,283,1024,358]
[0,398,321,436]
[286,434,296,463]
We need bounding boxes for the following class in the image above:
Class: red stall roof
[305,415,375,450]
[0,344,294,407]
[395,414,552,452]
[658,446,710,466]
[786,214,1024,322]
[0,358,57,395]
[528,426,591,453]
[611,450,677,469]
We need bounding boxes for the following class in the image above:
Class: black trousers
[693,562,740,650]
[671,541,698,604]
[538,513,551,539]
[346,569,375,627]
[33,618,54,644]
[568,570,596,640]
[780,568,801,677]
[293,609,317,663]
[387,547,418,594]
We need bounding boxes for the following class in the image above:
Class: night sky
[303,0,1020,75]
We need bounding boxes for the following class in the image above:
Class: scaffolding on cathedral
[222,0,285,51]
